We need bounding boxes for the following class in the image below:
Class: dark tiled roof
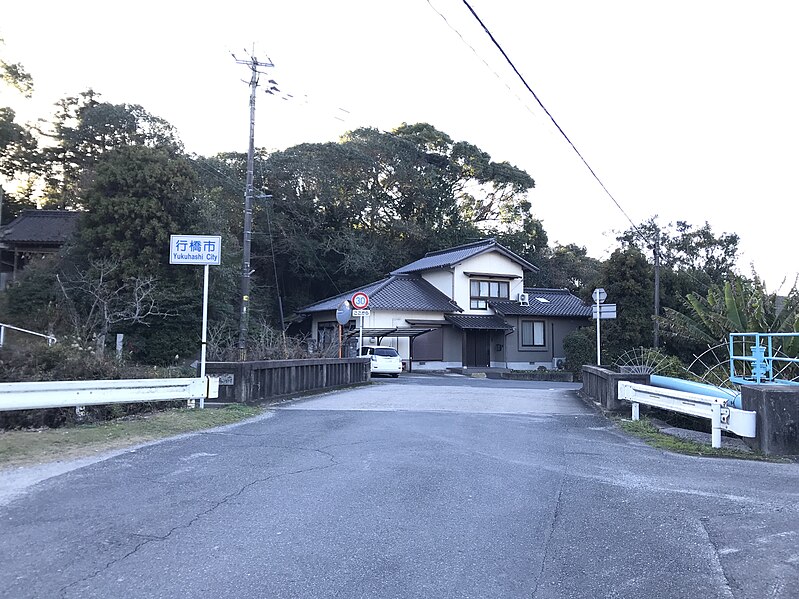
[391,238,538,275]
[444,314,512,330]
[297,274,462,314]
[491,288,592,318]
[0,210,81,244]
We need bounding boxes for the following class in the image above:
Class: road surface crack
[698,517,736,598]
[56,448,338,597]
[530,464,567,598]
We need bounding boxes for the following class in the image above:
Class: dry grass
[0,404,261,469]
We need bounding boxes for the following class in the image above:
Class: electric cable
[459,0,645,242]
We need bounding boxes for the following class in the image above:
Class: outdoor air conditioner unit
[518,292,530,306]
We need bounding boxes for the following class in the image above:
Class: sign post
[592,288,607,366]
[351,292,370,354]
[170,235,222,408]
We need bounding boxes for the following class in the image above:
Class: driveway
[1,374,797,598]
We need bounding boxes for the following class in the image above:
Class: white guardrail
[0,377,220,411]
[617,381,756,448]
[0,322,57,348]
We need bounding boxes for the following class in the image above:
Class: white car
[360,346,402,377]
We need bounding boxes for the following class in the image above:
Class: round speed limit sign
[351,291,369,310]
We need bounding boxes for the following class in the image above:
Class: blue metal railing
[729,332,799,386]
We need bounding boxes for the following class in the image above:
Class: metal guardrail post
[711,403,722,448]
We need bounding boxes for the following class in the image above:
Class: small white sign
[352,309,371,317]
[170,235,222,265]
[592,303,617,319]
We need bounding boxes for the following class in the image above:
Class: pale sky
[2,1,797,290]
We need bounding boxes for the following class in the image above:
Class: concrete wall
[741,385,799,455]
[581,366,650,411]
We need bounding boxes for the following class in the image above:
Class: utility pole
[233,50,276,361]
[653,228,661,348]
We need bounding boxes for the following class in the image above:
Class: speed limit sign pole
[351,292,370,353]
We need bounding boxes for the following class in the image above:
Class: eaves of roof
[444,314,513,330]
[491,288,592,318]
[391,238,538,275]
[296,274,463,315]
[0,210,81,244]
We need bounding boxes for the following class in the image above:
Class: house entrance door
[464,330,491,367]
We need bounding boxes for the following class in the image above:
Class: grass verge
[0,405,262,470]
[616,417,790,462]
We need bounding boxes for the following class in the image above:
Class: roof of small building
[297,274,462,314]
[0,210,81,244]
[491,288,592,318]
[391,238,538,275]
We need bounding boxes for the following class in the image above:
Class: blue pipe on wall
[649,374,741,408]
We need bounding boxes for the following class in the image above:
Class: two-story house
[296,238,591,371]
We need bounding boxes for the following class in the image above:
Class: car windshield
[373,348,399,357]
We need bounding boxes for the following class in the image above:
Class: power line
[459,0,644,241]
[424,0,546,129]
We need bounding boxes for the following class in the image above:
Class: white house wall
[420,269,453,298]
[451,252,525,313]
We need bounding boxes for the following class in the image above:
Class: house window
[521,320,546,347]
[470,280,509,309]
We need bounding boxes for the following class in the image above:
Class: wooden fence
[204,358,371,404]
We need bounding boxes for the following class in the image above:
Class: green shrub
[564,326,597,380]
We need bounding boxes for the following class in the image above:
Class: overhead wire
[458,0,646,243]
[424,0,546,129]
[430,2,726,319]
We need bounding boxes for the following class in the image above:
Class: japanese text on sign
[169,235,222,265]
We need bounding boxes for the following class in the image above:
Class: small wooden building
[0,210,80,288]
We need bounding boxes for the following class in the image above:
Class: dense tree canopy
[250,123,541,316]
[77,145,198,277]
[532,243,601,296]
[0,40,33,96]
[40,90,183,209]
[0,43,37,221]
[616,217,739,288]
[1,46,786,372]
[597,247,655,359]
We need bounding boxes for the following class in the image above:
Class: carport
[346,327,437,372]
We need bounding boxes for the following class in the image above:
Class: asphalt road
[1,373,797,598]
